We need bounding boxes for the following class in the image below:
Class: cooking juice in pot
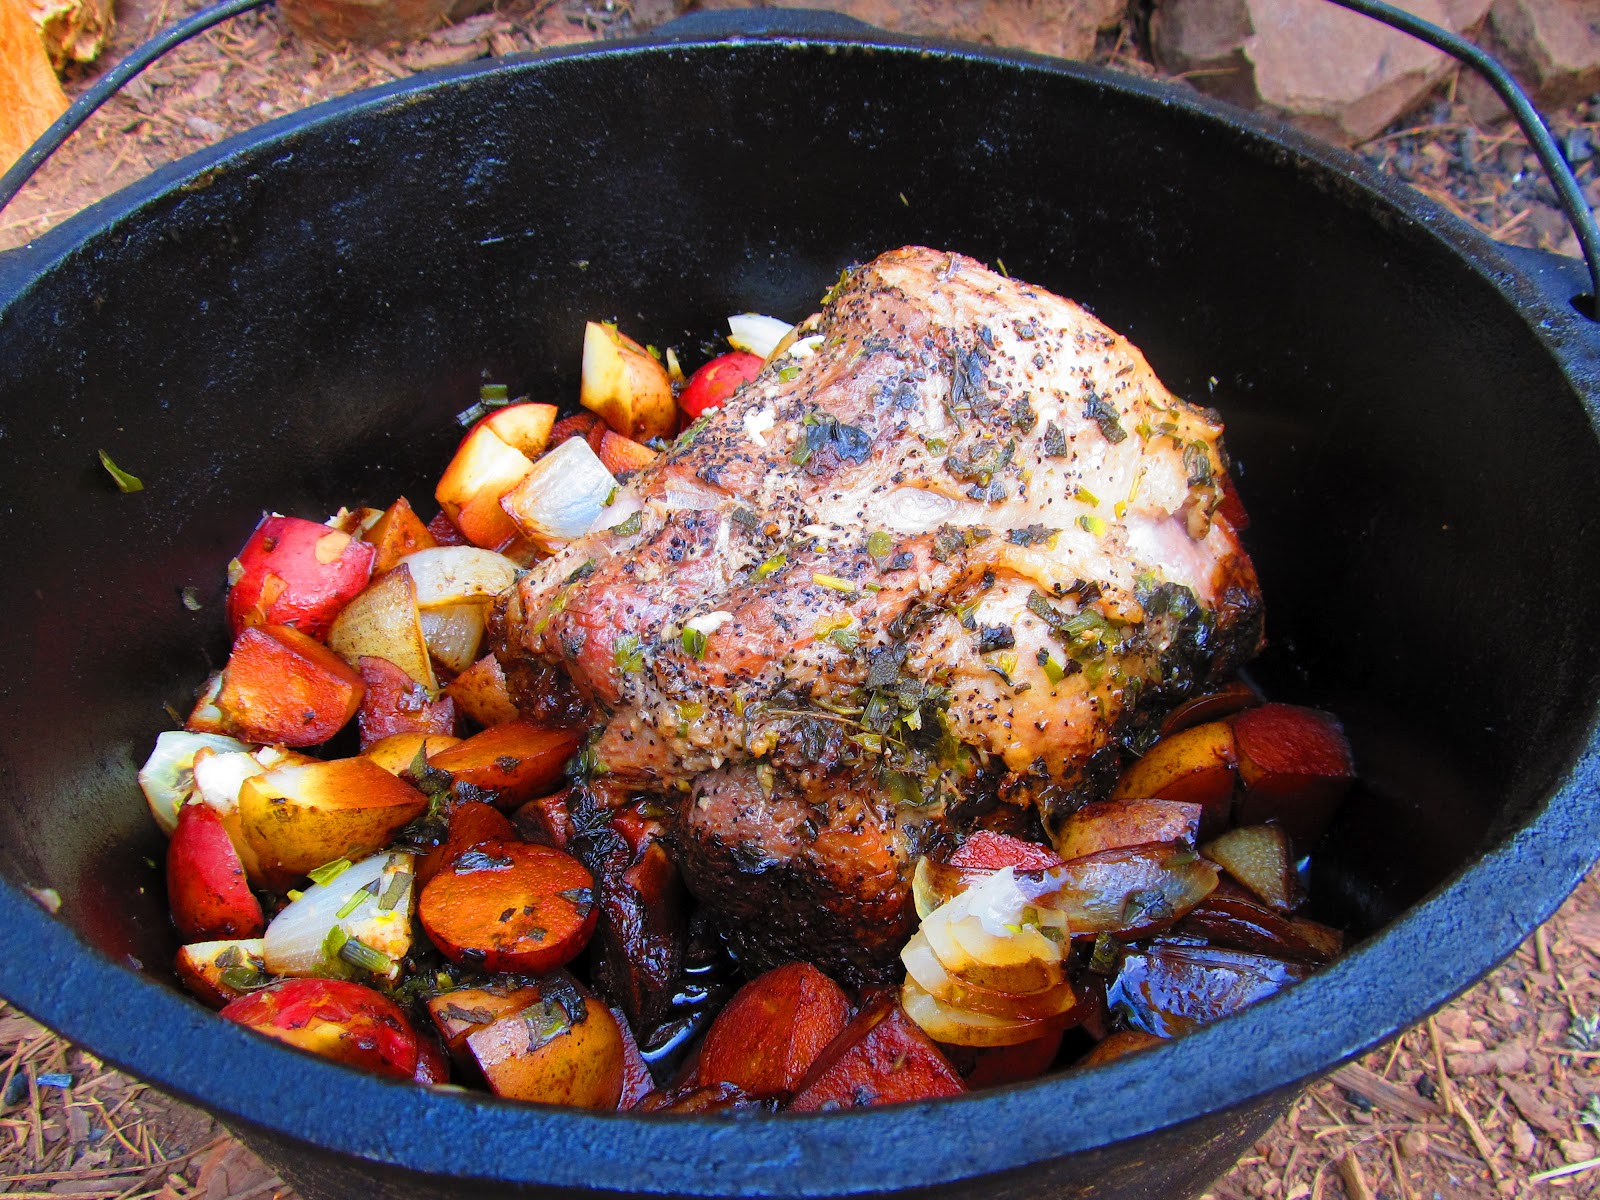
[140,248,1354,1109]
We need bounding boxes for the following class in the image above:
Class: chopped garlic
[743,405,776,447]
[783,334,825,359]
[684,610,734,636]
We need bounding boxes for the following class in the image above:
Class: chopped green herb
[1040,651,1066,685]
[681,627,708,660]
[307,858,353,887]
[611,510,642,537]
[613,634,644,674]
[866,530,894,562]
[98,450,143,493]
[336,880,379,919]
[180,587,202,611]
[1078,514,1108,537]
[829,626,860,651]
[322,925,349,961]
[811,572,857,594]
[338,937,394,976]
[1041,422,1070,458]
[377,869,411,913]
[754,551,787,580]
[778,365,801,383]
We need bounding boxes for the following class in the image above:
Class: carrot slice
[426,721,581,809]
[419,839,597,973]
[416,801,516,887]
[696,962,849,1096]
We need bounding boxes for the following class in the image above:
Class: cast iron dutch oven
[0,5,1597,1198]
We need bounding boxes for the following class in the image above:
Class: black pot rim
[1,26,1598,1197]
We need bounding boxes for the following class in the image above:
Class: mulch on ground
[1,4,1596,1199]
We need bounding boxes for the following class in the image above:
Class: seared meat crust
[510,247,1263,978]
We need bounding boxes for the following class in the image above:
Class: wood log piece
[1,0,68,173]
[277,0,455,45]
[28,0,113,71]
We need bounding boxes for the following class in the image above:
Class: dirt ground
[1,3,1598,1199]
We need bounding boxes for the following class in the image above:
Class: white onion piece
[420,603,486,673]
[587,491,643,535]
[263,850,414,983]
[501,437,618,544]
[900,976,1050,1048]
[402,546,519,609]
[727,313,793,358]
[783,334,824,359]
[191,749,267,819]
[139,731,251,834]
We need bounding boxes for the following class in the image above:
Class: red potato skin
[220,978,420,1079]
[549,412,610,454]
[416,801,516,887]
[426,721,582,808]
[1054,798,1203,862]
[959,1029,1065,1089]
[513,789,572,850]
[1158,680,1260,738]
[356,655,458,751]
[695,962,850,1097]
[426,983,543,1067]
[679,352,763,419]
[1232,703,1356,846]
[167,804,264,942]
[948,830,1065,876]
[413,1032,451,1085]
[214,624,364,746]
[614,1005,655,1110]
[788,996,967,1111]
[227,515,376,640]
[418,839,598,973]
[425,511,470,546]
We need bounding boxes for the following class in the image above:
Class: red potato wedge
[695,962,850,1096]
[512,789,571,850]
[1232,703,1356,847]
[614,1005,654,1110]
[168,802,265,941]
[1108,719,1238,838]
[325,507,384,537]
[961,1029,1064,1088]
[480,402,559,459]
[215,624,364,747]
[678,350,763,420]
[425,721,581,809]
[1158,680,1260,737]
[634,1082,776,1114]
[597,430,659,476]
[328,565,438,696]
[444,654,521,727]
[226,515,376,640]
[466,990,624,1109]
[435,424,536,550]
[947,830,1065,876]
[418,839,597,973]
[237,757,429,892]
[1054,798,1202,862]
[362,497,438,575]
[174,938,268,1009]
[416,801,516,887]
[788,995,967,1111]
[426,981,543,1065]
[425,510,470,546]
[1175,881,1342,964]
[364,731,462,776]
[1201,824,1300,912]
[221,977,421,1079]
[414,1032,451,1085]
[548,411,609,454]
[356,655,457,751]
[1076,1028,1165,1069]
[580,321,677,442]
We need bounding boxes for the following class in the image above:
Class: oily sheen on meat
[510,247,1263,980]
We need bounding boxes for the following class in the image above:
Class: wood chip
[1330,1064,1442,1123]
[1499,1079,1567,1138]
[1336,1151,1375,1200]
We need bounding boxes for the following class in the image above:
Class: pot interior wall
[0,31,1596,1152]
